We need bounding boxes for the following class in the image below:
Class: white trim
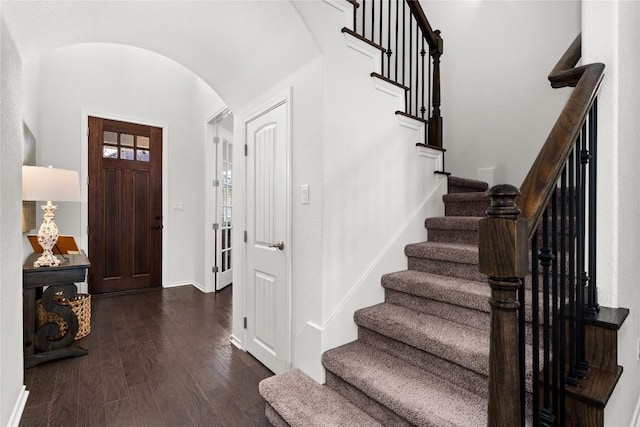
[191,281,206,292]
[208,106,232,126]
[80,110,169,291]
[162,282,198,289]
[417,145,442,160]
[417,146,445,179]
[241,88,293,373]
[204,108,235,293]
[371,75,406,111]
[343,32,383,75]
[230,334,243,350]
[203,117,215,293]
[396,113,426,144]
[323,0,355,28]
[7,386,29,427]
[631,394,640,427]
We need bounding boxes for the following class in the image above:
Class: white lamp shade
[22,166,81,202]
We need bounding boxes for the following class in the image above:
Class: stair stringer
[293,173,446,384]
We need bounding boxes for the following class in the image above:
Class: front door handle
[151,225,164,230]
[268,240,285,250]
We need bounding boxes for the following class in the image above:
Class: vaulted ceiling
[1,1,321,108]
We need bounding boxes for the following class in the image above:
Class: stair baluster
[347,0,443,150]
[481,34,628,426]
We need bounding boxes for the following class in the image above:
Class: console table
[23,252,91,368]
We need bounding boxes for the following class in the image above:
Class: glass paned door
[214,136,233,290]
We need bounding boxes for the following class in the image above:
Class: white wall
[2,1,320,111]
[583,2,640,425]
[421,0,580,187]
[0,13,28,426]
[22,43,225,289]
[283,1,446,379]
[231,56,325,357]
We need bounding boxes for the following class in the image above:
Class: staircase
[260,176,494,426]
[261,3,629,425]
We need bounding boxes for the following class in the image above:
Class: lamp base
[33,202,60,268]
[33,251,60,268]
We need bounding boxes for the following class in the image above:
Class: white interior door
[245,100,290,374]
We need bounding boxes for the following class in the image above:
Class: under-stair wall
[291,0,446,381]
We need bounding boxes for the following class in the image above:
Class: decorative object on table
[22,165,81,267]
[26,234,80,255]
[35,293,91,340]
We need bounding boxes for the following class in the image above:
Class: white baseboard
[8,386,29,427]
[631,393,640,427]
[293,322,324,383]
[230,334,243,350]
[162,281,196,289]
[190,281,205,292]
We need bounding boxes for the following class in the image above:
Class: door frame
[204,106,233,293]
[234,89,293,370]
[80,110,169,294]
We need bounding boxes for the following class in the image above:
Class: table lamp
[22,165,81,267]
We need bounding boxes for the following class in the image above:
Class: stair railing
[479,34,604,426]
[343,0,443,150]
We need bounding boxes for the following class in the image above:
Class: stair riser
[407,256,573,293]
[385,289,489,331]
[358,326,489,399]
[444,201,490,217]
[448,185,486,194]
[427,227,572,247]
[325,371,413,427]
[427,229,478,245]
[408,257,486,282]
[385,289,544,346]
[447,177,488,194]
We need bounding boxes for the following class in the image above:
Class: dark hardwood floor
[20,285,274,427]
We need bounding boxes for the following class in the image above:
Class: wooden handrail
[480,33,605,425]
[517,34,605,237]
[405,0,443,55]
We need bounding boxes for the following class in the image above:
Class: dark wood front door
[88,117,162,294]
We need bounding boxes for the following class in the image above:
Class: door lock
[268,240,285,250]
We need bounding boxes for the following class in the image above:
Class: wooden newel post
[428,30,443,149]
[478,184,529,426]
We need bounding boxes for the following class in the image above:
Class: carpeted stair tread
[322,341,487,427]
[405,241,479,265]
[425,216,482,230]
[382,269,554,327]
[448,176,489,193]
[382,270,489,313]
[355,303,489,375]
[259,369,382,426]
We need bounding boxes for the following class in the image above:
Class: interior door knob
[268,240,285,250]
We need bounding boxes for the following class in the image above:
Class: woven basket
[36,293,91,340]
